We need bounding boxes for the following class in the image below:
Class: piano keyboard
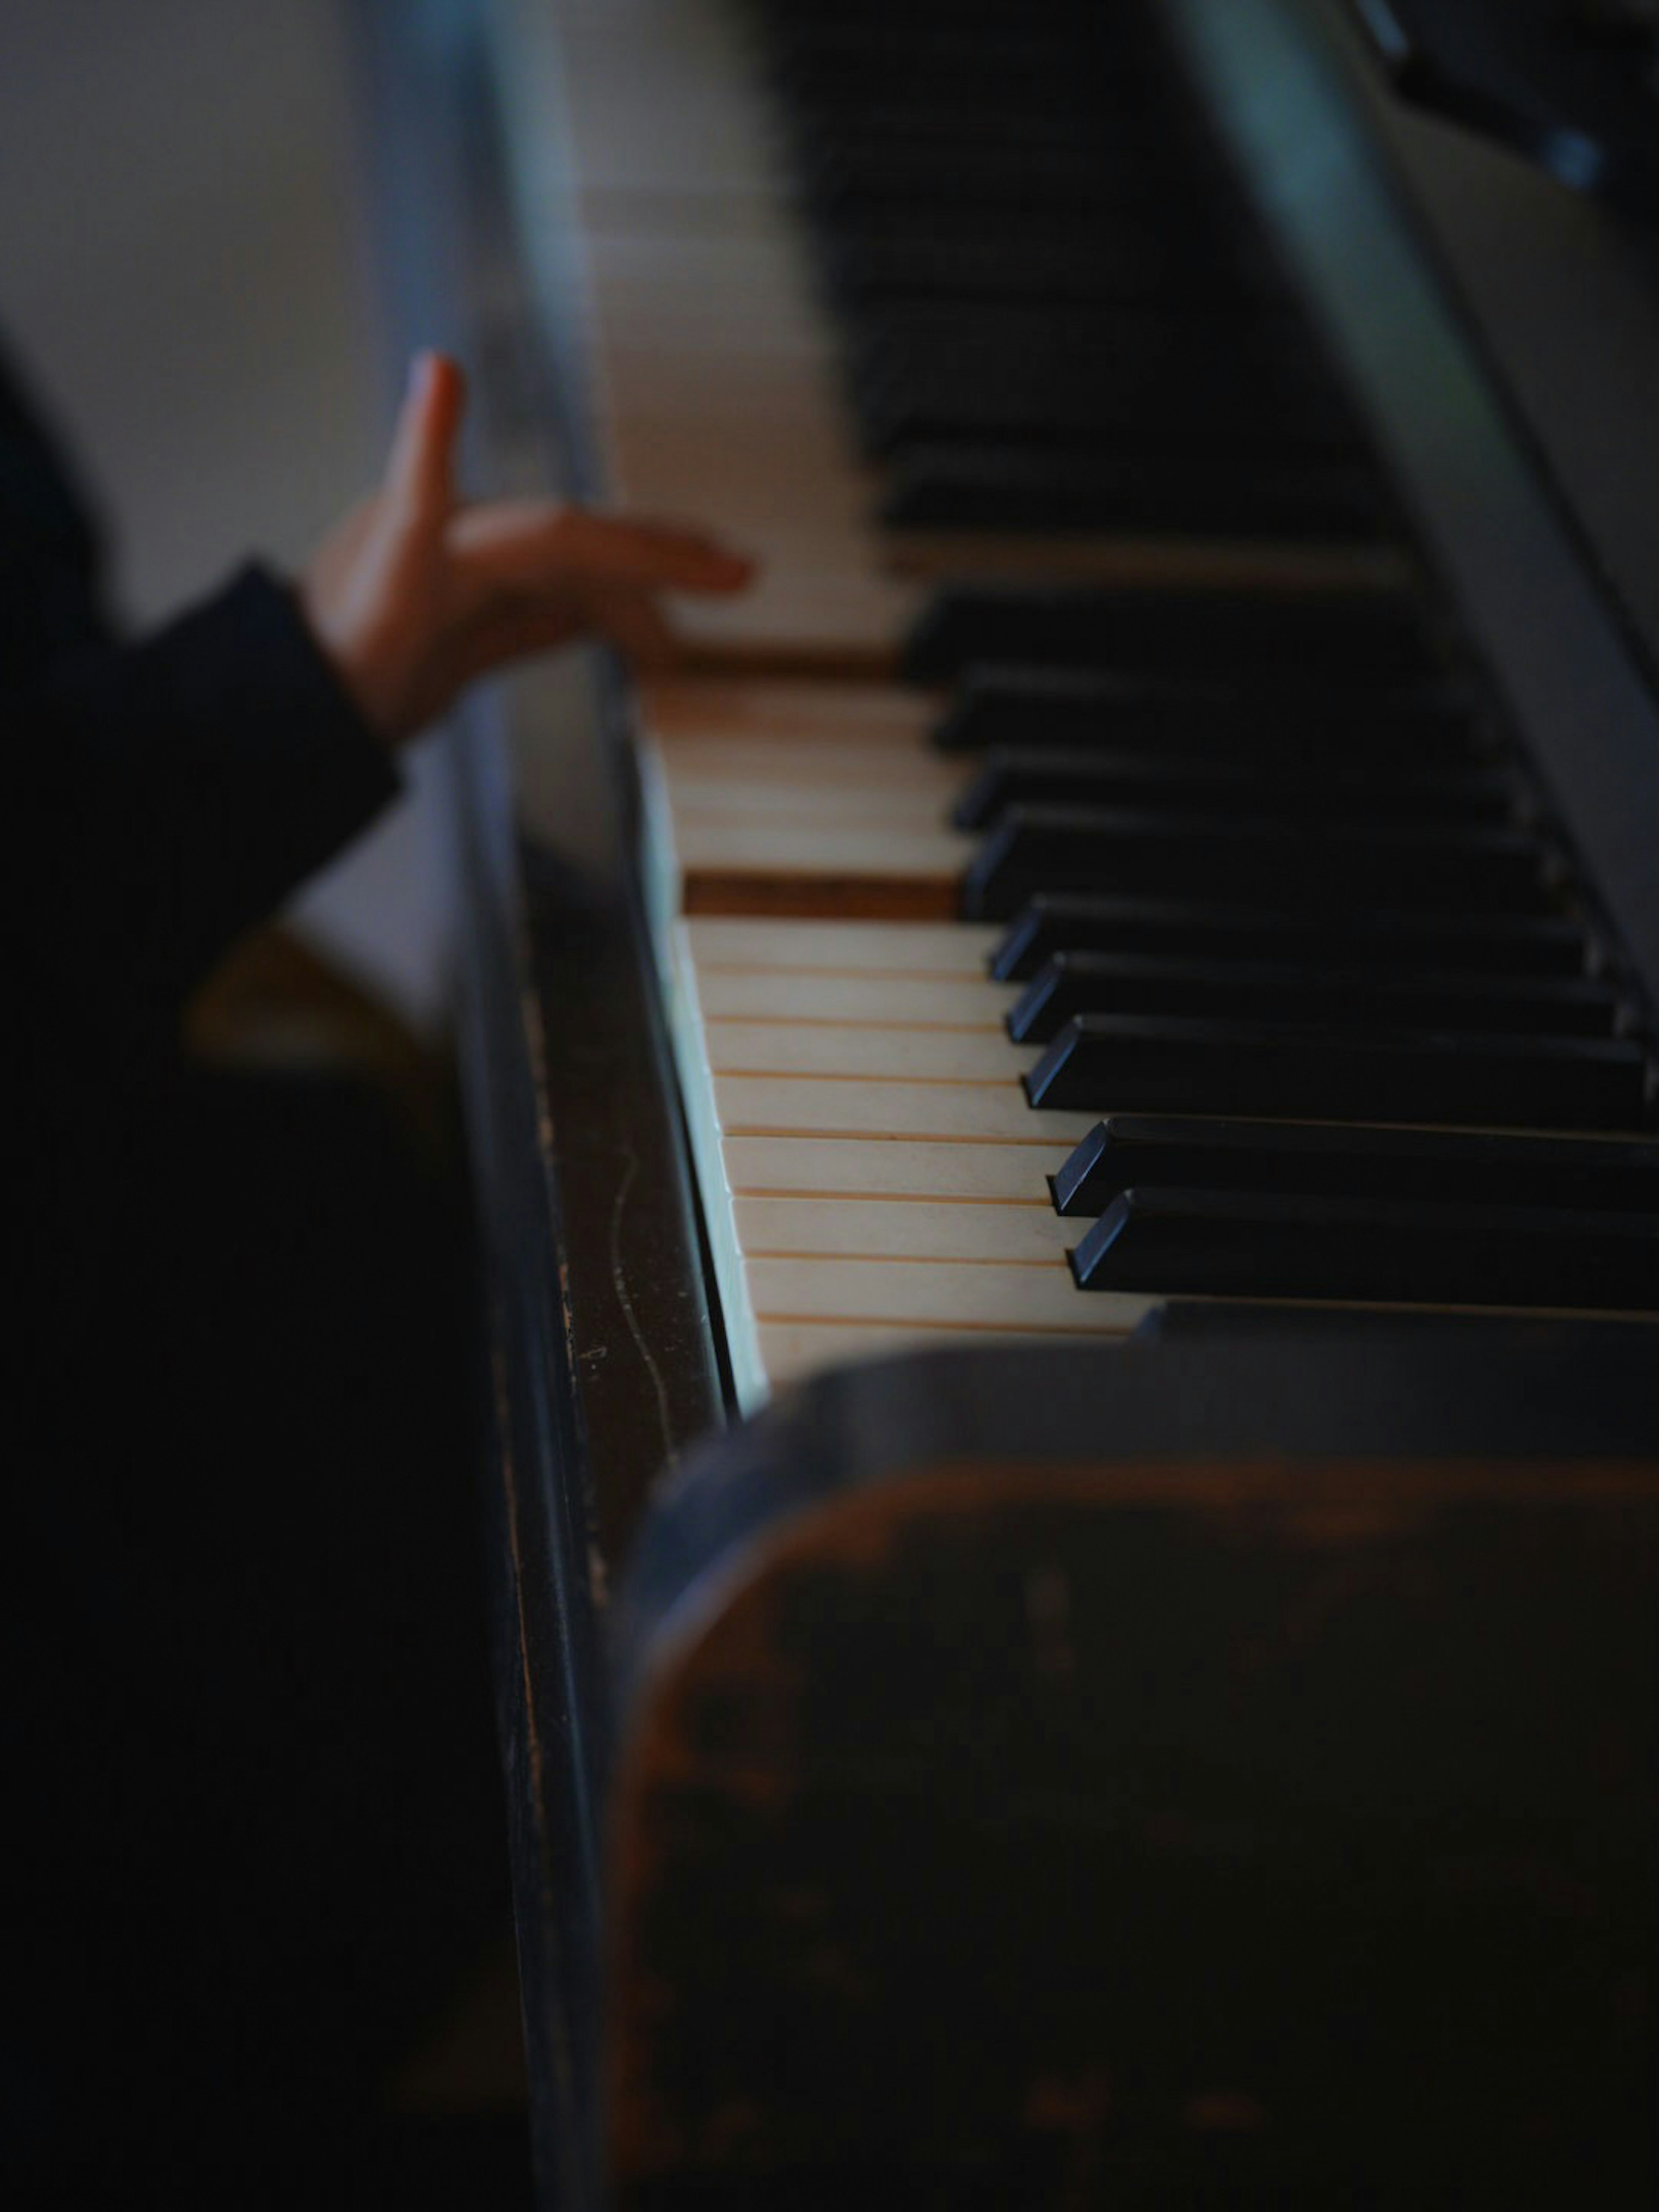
[539,0,1659,1409]
[640,669,1656,1406]
[552,0,1411,676]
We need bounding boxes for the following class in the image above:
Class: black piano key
[847,299,1344,405]
[953,750,1514,833]
[1006,954,1625,1044]
[903,585,1439,684]
[782,95,1144,168]
[963,807,1553,920]
[934,665,1485,764]
[846,306,1362,451]
[767,33,1128,113]
[1069,1186,1659,1311]
[1051,1114,1659,1217]
[990,896,1595,982]
[798,136,1176,220]
[818,196,1183,262]
[1023,1015,1652,1131]
[818,228,1289,311]
[879,445,1387,537]
[853,368,1360,462]
[767,17,1146,85]
[774,67,1187,150]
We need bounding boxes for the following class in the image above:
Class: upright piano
[351,0,1659,2200]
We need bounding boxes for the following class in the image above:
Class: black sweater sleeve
[13,561,400,1060]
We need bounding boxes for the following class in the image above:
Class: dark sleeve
[12,561,400,1057]
[0,339,115,682]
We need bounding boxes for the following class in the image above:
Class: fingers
[385,351,466,523]
[450,501,755,595]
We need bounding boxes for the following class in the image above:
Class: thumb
[385,350,465,522]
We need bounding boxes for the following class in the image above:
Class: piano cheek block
[607,1348,1659,2202]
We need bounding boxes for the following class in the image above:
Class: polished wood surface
[607,1335,1659,2206]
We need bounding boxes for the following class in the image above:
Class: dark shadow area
[9,1054,532,2206]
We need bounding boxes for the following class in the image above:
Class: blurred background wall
[0,0,454,1030]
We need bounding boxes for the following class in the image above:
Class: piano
[348,0,1659,2201]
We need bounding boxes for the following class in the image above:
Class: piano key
[642,681,974,921]
[733,1195,1074,1264]
[766,18,1151,97]
[934,664,1486,762]
[666,775,955,830]
[642,675,941,752]
[1051,1114,1659,1217]
[781,63,1184,123]
[725,1135,1055,1203]
[799,134,1177,222]
[781,92,1165,161]
[851,335,1360,458]
[712,1074,1097,1146]
[857,383,1360,470]
[645,734,949,797]
[879,532,1408,595]
[880,446,1387,538]
[814,195,1207,263]
[952,750,1515,831]
[702,1020,1032,1084]
[685,916,1000,976]
[818,230,1290,313]
[755,1320,1079,1389]
[1024,1014,1653,1131]
[989,896,1595,982]
[962,807,1553,920]
[846,299,1353,413]
[1070,1187,1659,1310]
[903,583,1438,683]
[1005,954,1625,1044]
[745,1255,1151,1335]
[667,814,970,920]
[696,967,1014,1027]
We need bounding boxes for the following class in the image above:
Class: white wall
[0,0,454,1029]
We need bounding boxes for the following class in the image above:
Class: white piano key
[695,969,1015,1027]
[641,679,938,747]
[756,1321,1115,1392]
[704,1021,1036,1084]
[652,742,955,795]
[553,0,780,197]
[745,1257,1152,1335]
[724,1135,1063,1202]
[685,918,999,975]
[712,1075,1096,1145]
[670,815,970,878]
[734,1196,1074,1265]
[666,780,957,830]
